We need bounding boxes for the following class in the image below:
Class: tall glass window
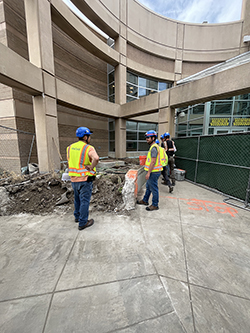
[126,71,172,103]
[126,121,158,152]
[108,65,115,103]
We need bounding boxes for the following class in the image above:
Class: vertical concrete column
[24,0,60,172]
[114,0,127,158]
[241,0,250,52]
[174,23,184,83]
[115,118,126,158]
[158,107,175,138]
[33,95,60,172]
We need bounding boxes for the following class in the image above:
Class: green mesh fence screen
[174,132,250,204]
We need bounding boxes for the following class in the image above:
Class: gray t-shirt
[151,146,158,158]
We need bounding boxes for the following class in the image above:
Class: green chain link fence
[174,132,250,207]
[0,125,36,178]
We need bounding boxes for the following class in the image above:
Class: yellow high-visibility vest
[67,141,96,177]
[159,146,168,166]
[144,143,163,172]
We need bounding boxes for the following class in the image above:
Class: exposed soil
[0,158,140,216]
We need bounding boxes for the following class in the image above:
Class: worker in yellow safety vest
[156,138,173,193]
[137,130,162,211]
[67,127,99,230]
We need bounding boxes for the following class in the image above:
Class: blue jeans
[71,181,93,227]
[143,172,161,207]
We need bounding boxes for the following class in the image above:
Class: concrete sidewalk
[0,180,250,332]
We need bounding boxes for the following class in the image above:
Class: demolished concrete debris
[0,158,142,216]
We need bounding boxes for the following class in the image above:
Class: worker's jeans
[71,181,93,227]
[143,172,161,207]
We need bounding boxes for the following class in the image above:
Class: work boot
[78,219,94,230]
[75,218,79,223]
[161,181,168,185]
[146,205,159,211]
[136,199,149,205]
[171,181,176,186]
[169,186,173,193]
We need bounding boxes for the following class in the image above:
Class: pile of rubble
[0,158,140,216]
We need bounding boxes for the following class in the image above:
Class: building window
[126,71,172,103]
[175,94,250,137]
[126,121,158,152]
[108,65,115,103]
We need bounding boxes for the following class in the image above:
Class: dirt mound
[0,168,134,216]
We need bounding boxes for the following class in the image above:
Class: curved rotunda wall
[77,0,245,80]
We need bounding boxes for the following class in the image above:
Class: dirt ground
[0,158,140,216]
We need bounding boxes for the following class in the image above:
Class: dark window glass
[147,79,158,90]
[192,104,205,114]
[109,121,114,131]
[108,71,114,84]
[126,141,137,151]
[208,128,214,134]
[109,141,115,152]
[210,101,232,115]
[138,122,157,131]
[138,132,146,140]
[126,83,138,97]
[109,131,115,140]
[127,72,138,85]
[109,84,115,95]
[138,142,149,151]
[126,131,137,140]
[233,101,250,115]
[109,95,115,103]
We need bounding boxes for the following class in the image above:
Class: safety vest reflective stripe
[144,144,163,172]
[79,144,89,168]
[67,141,96,177]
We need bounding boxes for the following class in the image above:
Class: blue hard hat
[164,132,170,138]
[160,134,165,139]
[76,127,93,137]
[145,130,157,137]
[155,139,159,144]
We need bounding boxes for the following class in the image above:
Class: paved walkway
[0,180,249,332]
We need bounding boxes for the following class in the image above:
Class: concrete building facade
[0,0,250,173]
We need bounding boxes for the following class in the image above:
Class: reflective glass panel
[126,83,138,97]
[109,131,115,140]
[139,88,147,97]
[192,104,205,114]
[109,84,115,95]
[159,82,167,91]
[138,77,147,87]
[109,95,115,103]
[210,101,232,115]
[109,121,114,131]
[109,141,115,152]
[126,131,137,140]
[127,72,138,85]
[138,142,149,151]
[126,121,137,130]
[126,141,137,151]
[138,122,157,131]
[147,79,158,90]
[108,71,114,84]
[233,101,250,115]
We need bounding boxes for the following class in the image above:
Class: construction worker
[157,136,173,193]
[164,132,176,186]
[67,127,99,230]
[137,130,163,211]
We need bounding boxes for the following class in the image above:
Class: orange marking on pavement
[159,195,238,217]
